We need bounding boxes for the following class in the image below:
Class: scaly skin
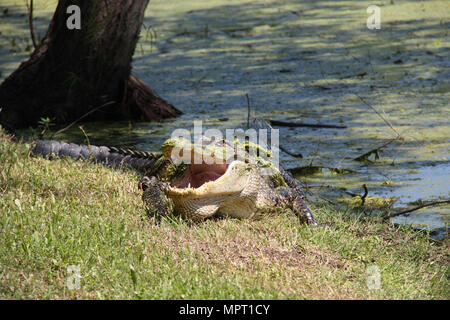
[31,138,317,225]
[140,136,318,225]
[31,139,164,173]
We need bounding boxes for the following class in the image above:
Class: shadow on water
[1,0,449,237]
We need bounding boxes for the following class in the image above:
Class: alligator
[31,137,317,225]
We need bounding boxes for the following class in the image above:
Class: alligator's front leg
[292,194,318,226]
[139,176,174,217]
[276,187,318,226]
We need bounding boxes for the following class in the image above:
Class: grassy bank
[0,130,448,299]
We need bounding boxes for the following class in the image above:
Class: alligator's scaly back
[31,140,165,175]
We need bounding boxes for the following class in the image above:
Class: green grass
[0,130,448,299]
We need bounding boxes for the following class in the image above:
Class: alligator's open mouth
[174,163,229,189]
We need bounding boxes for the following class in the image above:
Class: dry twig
[270,119,347,129]
[383,200,450,220]
[27,0,37,49]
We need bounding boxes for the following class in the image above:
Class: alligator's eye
[139,176,158,191]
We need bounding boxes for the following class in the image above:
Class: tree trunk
[0,0,181,131]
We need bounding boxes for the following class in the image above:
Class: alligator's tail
[30,140,163,174]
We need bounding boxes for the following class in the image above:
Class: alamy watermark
[65,4,381,31]
[168,121,279,173]
[66,5,81,30]
[66,265,81,290]
[366,265,381,290]
[367,5,381,30]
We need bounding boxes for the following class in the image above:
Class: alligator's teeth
[188,183,191,188]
